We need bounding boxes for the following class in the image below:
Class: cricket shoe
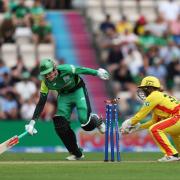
[158,155,179,162]
[66,154,85,161]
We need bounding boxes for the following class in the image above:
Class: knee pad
[52,116,70,132]
[81,113,102,131]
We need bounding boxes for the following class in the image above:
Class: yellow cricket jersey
[131,91,180,127]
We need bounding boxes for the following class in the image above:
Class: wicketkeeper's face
[137,87,147,101]
[137,86,156,100]
[45,69,58,81]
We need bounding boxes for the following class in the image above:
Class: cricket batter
[25,59,110,160]
[121,76,180,162]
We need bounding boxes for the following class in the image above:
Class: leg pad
[52,116,82,157]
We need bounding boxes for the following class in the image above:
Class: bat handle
[18,131,28,139]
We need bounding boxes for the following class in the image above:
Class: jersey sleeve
[73,65,98,76]
[140,113,158,129]
[131,91,162,125]
[32,81,48,120]
[58,64,98,76]
[40,80,49,94]
[32,92,47,120]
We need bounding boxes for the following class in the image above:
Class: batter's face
[45,69,58,81]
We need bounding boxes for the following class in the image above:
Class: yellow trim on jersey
[40,80,49,94]
[70,65,76,74]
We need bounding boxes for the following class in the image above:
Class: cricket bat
[0,131,28,154]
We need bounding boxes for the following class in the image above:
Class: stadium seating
[37,44,55,61]
[1,43,17,67]
[14,27,32,45]
[19,44,36,69]
[139,0,157,21]
[72,0,180,103]
[73,0,180,25]
[120,1,139,22]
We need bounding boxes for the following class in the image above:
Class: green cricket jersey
[40,64,98,94]
[32,64,98,120]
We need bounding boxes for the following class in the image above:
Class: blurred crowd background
[0,0,180,121]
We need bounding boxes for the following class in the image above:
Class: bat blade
[0,135,19,154]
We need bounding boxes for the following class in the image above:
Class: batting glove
[97,68,110,80]
[25,120,38,135]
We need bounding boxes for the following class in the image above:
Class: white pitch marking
[0,160,158,164]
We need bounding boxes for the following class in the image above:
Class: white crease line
[0,160,158,164]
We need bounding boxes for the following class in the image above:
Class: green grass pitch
[0,152,179,180]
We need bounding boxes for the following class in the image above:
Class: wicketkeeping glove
[120,118,141,134]
[121,123,141,134]
[128,123,141,133]
[25,120,38,135]
[97,68,110,80]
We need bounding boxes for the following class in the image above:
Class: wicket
[104,98,121,162]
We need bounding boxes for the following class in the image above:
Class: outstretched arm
[73,66,98,76]
[25,81,49,135]
[120,113,158,134]
[74,66,110,80]
[58,64,110,80]
[140,113,158,129]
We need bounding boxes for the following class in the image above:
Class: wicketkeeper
[121,76,180,162]
[25,59,110,160]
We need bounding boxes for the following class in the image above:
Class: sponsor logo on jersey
[144,102,150,106]
[80,97,85,101]
[63,75,70,82]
